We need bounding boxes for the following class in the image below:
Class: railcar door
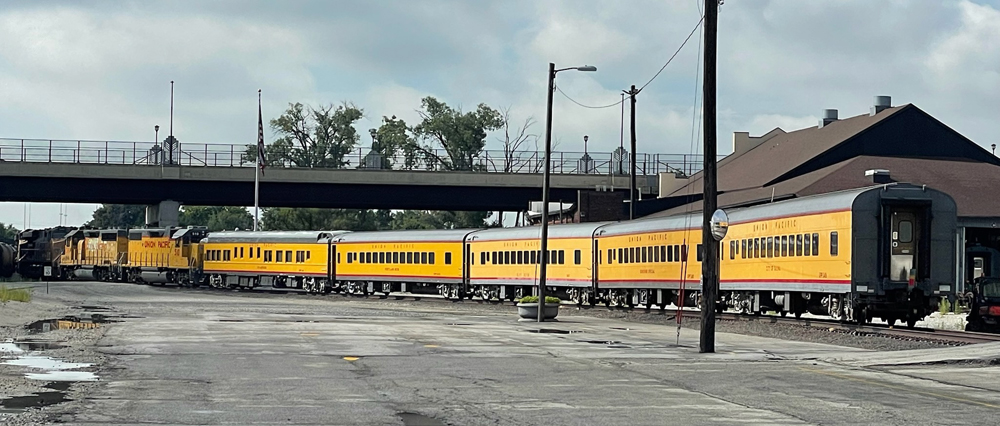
[890,210,921,283]
[327,242,336,284]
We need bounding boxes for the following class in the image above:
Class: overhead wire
[553,14,706,108]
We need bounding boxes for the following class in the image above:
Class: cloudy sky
[1,0,999,228]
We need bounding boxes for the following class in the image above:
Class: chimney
[870,95,891,116]
[865,169,891,184]
[818,109,838,128]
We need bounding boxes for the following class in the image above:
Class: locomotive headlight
[938,285,951,293]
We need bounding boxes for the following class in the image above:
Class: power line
[555,14,706,109]
[638,15,705,93]
[554,85,625,109]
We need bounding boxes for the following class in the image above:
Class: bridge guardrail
[0,138,720,177]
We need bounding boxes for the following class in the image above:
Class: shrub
[519,295,561,304]
[939,298,952,315]
[0,285,32,303]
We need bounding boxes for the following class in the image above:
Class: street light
[537,62,597,323]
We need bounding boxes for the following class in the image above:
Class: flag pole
[254,89,262,231]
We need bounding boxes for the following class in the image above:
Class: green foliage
[0,285,32,303]
[372,115,413,169]
[179,206,253,231]
[390,211,490,230]
[246,102,364,169]
[86,204,145,228]
[0,222,19,245]
[939,298,953,315]
[518,295,561,304]
[408,96,504,171]
[261,208,393,231]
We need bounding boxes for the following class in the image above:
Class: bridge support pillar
[146,200,180,228]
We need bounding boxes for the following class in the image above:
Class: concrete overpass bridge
[0,138,709,225]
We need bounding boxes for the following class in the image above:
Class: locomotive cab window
[830,231,839,256]
[898,221,913,243]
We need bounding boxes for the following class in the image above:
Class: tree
[86,205,145,229]
[179,206,253,231]
[261,208,392,232]
[407,97,504,171]
[0,222,19,245]
[390,211,489,230]
[372,115,414,169]
[245,102,364,169]
[496,107,538,173]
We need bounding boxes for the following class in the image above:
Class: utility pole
[625,85,639,220]
[700,0,720,353]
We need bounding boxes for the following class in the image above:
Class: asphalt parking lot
[2,281,999,425]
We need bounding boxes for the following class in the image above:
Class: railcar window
[765,237,772,258]
[795,235,803,256]
[812,234,819,256]
[377,252,384,263]
[730,241,736,260]
[405,252,412,264]
[696,244,704,262]
[225,250,231,261]
[780,236,787,257]
[830,231,839,256]
[652,247,659,263]
[558,250,565,265]
[421,252,428,264]
[445,252,452,265]
[502,251,509,264]
[803,235,811,256]
[660,246,666,263]
[429,252,435,264]
[575,249,582,264]
[681,245,688,262]
[347,253,353,263]
[617,248,623,263]
[306,251,310,260]
[480,252,486,265]
[741,239,746,259]
[516,251,524,264]
[391,252,398,264]
[529,250,536,264]
[265,250,272,262]
[337,253,340,263]
[277,251,284,262]
[607,249,613,265]
[256,247,261,258]
[639,247,646,263]
[754,238,760,258]
[899,221,913,243]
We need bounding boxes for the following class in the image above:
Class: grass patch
[519,295,561,304]
[939,297,952,315]
[0,285,32,303]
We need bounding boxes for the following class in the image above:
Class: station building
[648,96,1000,293]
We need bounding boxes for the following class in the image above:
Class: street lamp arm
[554,65,598,74]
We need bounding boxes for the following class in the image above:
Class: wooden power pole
[626,85,639,219]
[699,0,719,353]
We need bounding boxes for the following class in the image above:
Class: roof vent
[870,95,891,116]
[819,109,838,128]
[865,169,891,184]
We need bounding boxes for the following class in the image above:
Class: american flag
[257,90,266,176]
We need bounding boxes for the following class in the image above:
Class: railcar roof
[600,185,883,237]
[332,229,479,243]
[470,222,611,242]
[203,230,350,244]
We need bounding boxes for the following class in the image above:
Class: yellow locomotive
[55,229,128,281]
[122,227,208,285]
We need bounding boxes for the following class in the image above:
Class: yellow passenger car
[333,230,475,298]
[201,231,344,293]
[467,223,605,302]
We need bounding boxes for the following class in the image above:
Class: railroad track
[715,311,1000,345]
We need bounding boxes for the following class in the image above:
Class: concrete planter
[517,303,560,320]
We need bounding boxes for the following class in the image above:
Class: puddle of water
[26,316,119,333]
[0,343,24,353]
[13,341,66,351]
[579,340,623,345]
[3,355,92,370]
[398,412,445,426]
[74,305,111,311]
[26,371,98,382]
[523,328,582,334]
[0,391,69,411]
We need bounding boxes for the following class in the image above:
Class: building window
[445,252,452,265]
[830,231,839,256]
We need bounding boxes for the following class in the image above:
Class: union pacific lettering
[142,241,172,248]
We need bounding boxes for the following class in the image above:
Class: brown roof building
[646,96,1000,291]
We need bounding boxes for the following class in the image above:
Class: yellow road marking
[800,367,1000,408]
[343,356,360,361]
[424,344,439,348]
